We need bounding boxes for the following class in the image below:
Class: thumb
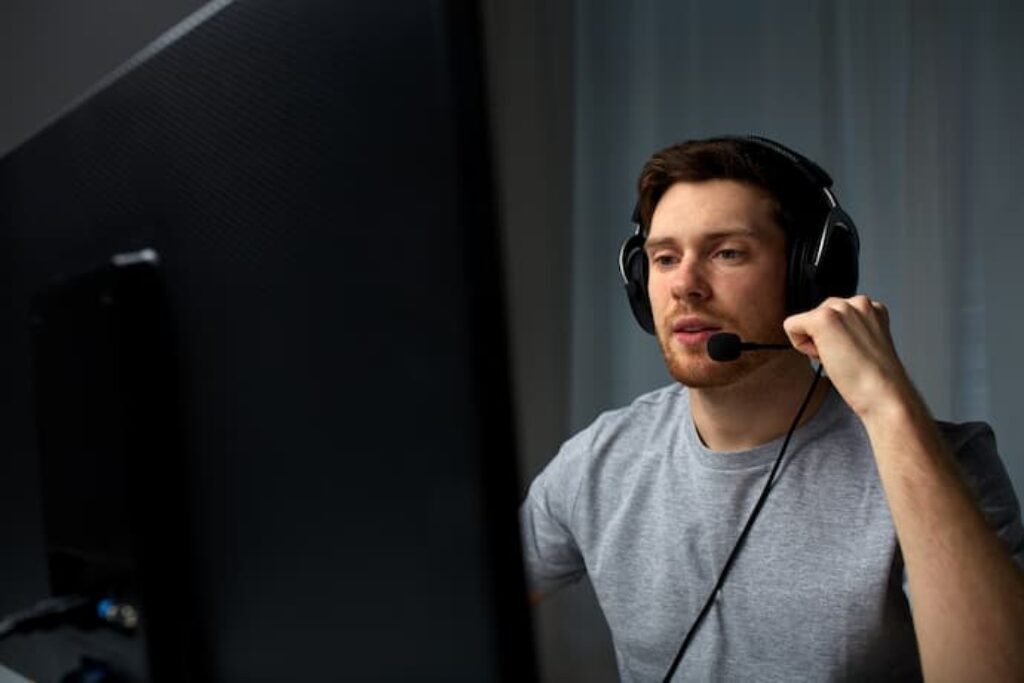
[783,311,819,359]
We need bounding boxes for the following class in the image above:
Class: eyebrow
[643,228,760,252]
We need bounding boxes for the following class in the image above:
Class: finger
[847,294,875,314]
[786,330,820,359]
[782,312,821,359]
[870,299,889,326]
[818,296,851,313]
[823,295,890,337]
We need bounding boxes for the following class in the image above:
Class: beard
[660,340,758,387]
[656,309,790,388]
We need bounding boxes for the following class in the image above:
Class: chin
[661,343,765,389]
[666,359,751,388]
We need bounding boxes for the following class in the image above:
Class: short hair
[635,137,831,244]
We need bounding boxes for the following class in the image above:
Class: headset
[618,135,860,334]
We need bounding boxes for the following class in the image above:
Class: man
[520,136,1024,681]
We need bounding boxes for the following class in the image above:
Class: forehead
[647,179,782,241]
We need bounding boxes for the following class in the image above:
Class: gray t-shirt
[520,383,1024,682]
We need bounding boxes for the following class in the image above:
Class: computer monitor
[0,0,535,680]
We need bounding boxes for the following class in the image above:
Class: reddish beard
[655,310,787,388]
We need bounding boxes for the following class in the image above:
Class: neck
[689,354,830,452]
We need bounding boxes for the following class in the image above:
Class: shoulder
[561,383,687,461]
[936,420,1024,565]
[528,383,686,507]
[936,420,995,453]
[935,420,1004,486]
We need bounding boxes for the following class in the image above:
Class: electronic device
[0,0,535,680]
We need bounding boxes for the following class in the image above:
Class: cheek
[646,277,676,334]
[719,259,785,305]
[735,266,788,315]
[646,274,669,308]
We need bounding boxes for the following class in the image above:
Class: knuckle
[820,306,843,324]
[849,294,873,311]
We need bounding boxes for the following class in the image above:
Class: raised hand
[783,295,913,420]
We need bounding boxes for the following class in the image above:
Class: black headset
[618,135,860,335]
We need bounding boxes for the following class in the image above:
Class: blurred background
[2,1,1022,681]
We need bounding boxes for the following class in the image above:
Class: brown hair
[636,137,831,243]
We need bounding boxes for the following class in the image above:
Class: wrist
[855,375,929,434]
[858,386,949,476]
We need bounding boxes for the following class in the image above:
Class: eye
[713,248,744,261]
[650,253,679,268]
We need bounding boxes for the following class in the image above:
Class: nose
[668,255,710,302]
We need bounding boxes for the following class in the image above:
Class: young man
[520,136,1024,681]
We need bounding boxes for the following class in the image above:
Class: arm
[784,295,1024,683]
[519,454,587,603]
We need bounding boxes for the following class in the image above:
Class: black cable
[661,366,824,682]
[0,595,139,641]
[0,595,91,641]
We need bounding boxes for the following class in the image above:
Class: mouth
[670,318,723,346]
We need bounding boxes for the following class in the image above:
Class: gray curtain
[536,1,1024,680]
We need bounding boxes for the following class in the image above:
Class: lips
[670,317,722,345]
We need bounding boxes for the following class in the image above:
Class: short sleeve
[942,421,1024,568]
[519,447,587,596]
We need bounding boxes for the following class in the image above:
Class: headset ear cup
[620,234,655,334]
[786,237,811,314]
[793,208,860,311]
[814,221,859,302]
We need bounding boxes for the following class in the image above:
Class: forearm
[863,388,1024,683]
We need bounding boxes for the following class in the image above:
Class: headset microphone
[706,332,790,362]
